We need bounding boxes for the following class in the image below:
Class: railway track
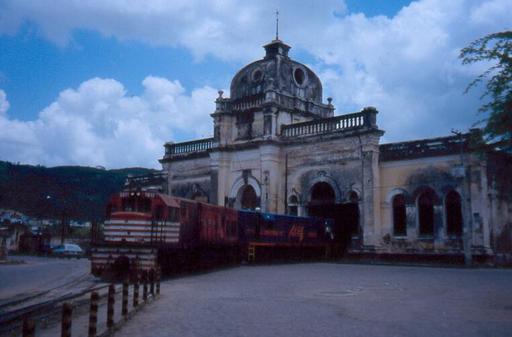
[0,280,115,337]
[0,271,97,313]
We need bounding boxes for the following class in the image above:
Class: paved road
[0,255,93,308]
[115,263,512,337]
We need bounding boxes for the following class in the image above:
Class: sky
[0,0,510,169]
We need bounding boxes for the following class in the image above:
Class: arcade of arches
[390,189,464,239]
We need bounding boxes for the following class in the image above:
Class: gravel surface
[113,263,512,337]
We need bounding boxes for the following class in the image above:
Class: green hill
[0,161,157,221]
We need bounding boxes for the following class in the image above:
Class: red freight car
[198,202,238,244]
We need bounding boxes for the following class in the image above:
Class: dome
[229,40,323,103]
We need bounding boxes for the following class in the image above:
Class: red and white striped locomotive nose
[104,211,181,244]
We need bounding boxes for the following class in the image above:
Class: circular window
[294,68,305,86]
[252,69,263,83]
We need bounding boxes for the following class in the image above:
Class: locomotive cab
[91,192,183,278]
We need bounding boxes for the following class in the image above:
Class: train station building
[158,38,512,262]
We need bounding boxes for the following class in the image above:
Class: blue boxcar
[238,210,334,247]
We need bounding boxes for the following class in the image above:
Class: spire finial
[275,9,279,40]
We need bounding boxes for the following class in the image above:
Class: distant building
[159,38,512,262]
[0,221,29,252]
[124,172,168,193]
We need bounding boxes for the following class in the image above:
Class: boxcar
[196,202,240,267]
[238,210,334,262]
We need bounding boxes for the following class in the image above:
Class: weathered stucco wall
[486,153,512,261]
[378,154,494,255]
[163,156,212,201]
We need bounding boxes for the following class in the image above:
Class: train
[90,191,336,278]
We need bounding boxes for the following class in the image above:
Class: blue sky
[0,0,510,168]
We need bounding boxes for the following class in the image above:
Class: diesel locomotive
[90,191,335,277]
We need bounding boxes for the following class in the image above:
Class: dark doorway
[311,182,335,204]
[240,185,258,210]
[345,192,360,238]
[307,182,359,255]
[445,191,462,236]
[392,194,407,236]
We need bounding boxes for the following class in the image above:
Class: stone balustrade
[281,110,375,138]
[164,137,214,156]
[164,109,378,158]
[215,91,333,118]
[267,91,333,118]
[231,94,266,112]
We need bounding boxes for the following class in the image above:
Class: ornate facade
[159,39,512,262]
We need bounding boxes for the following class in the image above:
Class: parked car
[52,244,84,258]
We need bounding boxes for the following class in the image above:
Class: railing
[0,270,161,337]
[165,137,214,156]
[215,91,334,118]
[268,91,333,118]
[380,134,470,161]
[231,94,265,112]
[281,110,374,138]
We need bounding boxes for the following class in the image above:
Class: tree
[460,31,512,152]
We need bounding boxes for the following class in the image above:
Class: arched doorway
[310,182,336,205]
[308,182,336,218]
[240,185,258,210]
[230,174,261,210]
[345,191,360,238]
[307,182,358,255]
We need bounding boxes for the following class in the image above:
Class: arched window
[392,194,407,236]
[445,191,462,236]
[288,195,298,216]
[347,191,359,204]
[418,192,434,236]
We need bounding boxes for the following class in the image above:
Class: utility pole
[451,129,472,267]
[60,210,67,245]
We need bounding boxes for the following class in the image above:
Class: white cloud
[303,0,511,141]
[0,89,9,115]
[0,0,347,60]
[0,0,511,165]
[0,78,217,168]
